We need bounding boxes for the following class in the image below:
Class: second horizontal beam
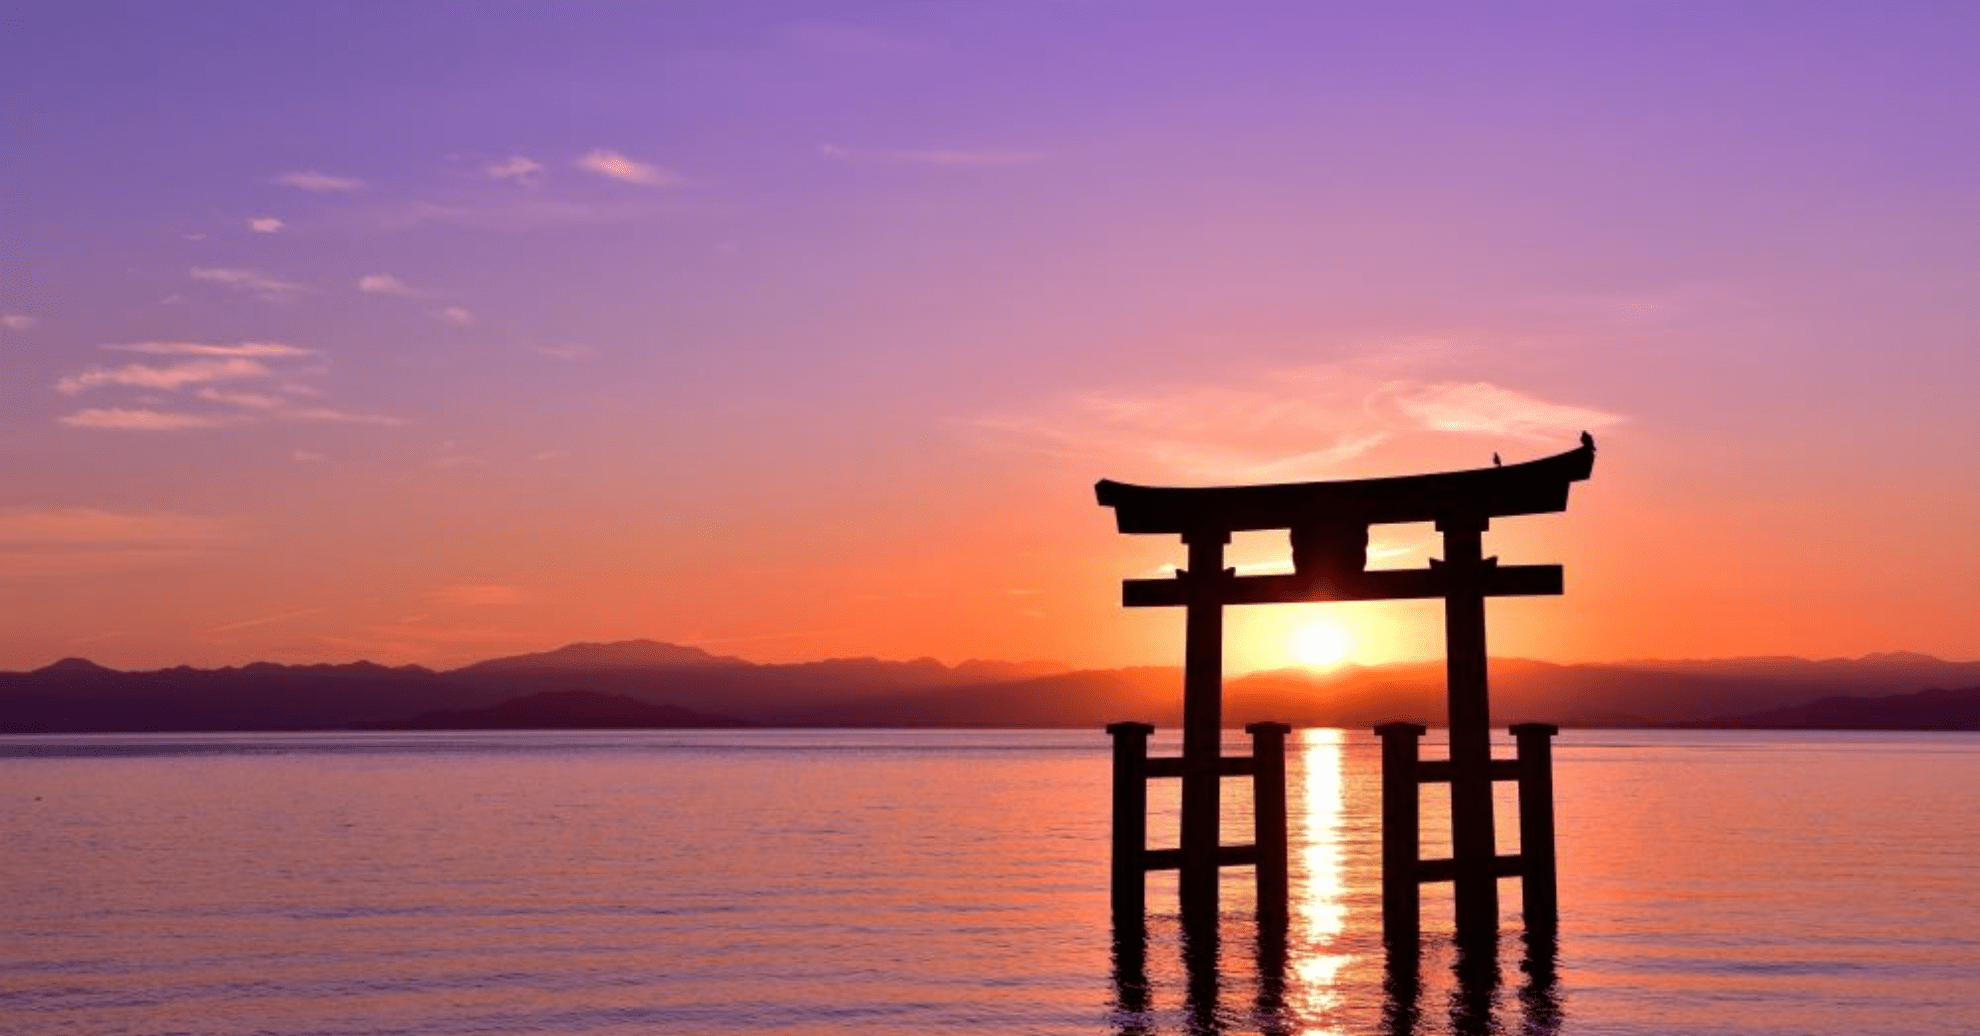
[1416,853,1526,884]
[1415,758,1522,783]
[1143,755,1256,779]
[1143,844,1261,871]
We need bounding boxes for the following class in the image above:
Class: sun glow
[1291,618,1352,667]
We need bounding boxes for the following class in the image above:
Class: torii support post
[1107,721,1155,922]
[1439,514,1499,944]
[1179,529,1229,925]
[1512,722,1560,932]
[1376,722,1426,947]
[1247,721,1291,927]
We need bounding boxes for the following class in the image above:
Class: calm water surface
[2,729,1975,1035]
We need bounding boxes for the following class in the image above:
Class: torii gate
[1096,433,1596,944]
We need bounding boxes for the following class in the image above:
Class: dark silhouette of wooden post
[1247,721,1290,926]
[1097,433,1594,945]
[1438,514,1499,944]
[1512,722,1559,931]
[1179,530,1229,925]
[1376,722,1426,947]
[1106,721,1154,921]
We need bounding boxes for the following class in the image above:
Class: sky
[4,1,1979,673]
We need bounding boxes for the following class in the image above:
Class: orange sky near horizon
[5,5,1980,674]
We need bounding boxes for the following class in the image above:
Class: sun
[1291,618,1352,668]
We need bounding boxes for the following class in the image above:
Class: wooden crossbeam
[1415,758,1522,783]
[1416,853,1526,884]
[1121,562,1562,608]
[1143,844,1260,871]
[1143,755,1256,779]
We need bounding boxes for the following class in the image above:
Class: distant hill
[369,690,749,730]
[1694,685,1980,730]
[4,641,1979,733]
[0,656,472,733]
[451,639,751,675]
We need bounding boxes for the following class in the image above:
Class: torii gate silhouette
[1097,433,1596,946]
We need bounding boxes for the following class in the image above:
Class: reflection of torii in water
[1097,431,1597,947]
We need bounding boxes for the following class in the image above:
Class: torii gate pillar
[1178,528,1229,923]
[1440,513,1500,940]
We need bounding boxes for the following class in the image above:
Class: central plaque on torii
[1097,433,1596,944]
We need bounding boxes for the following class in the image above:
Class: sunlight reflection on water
[1289,729,1353,1034]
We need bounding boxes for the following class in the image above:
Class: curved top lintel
[1095,435,1595,535]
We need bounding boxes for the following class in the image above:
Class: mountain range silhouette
[4,639,1979,733]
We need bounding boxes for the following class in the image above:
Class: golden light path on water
[1288,728,1355,1035]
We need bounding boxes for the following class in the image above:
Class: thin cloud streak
[357,273,422,296]
[195,388,286,410]
[110,341,315,358]
[58,358,273,395]
[274,170,363,192]
[818,143,1044,166]
[576,148,681,186]
[190,266,310,302]
[58,408,242,431]
[204,607,327,635]
[1389,382,1623,441]
[486,155,543,184]
[282,407,408,426]
[0,507,224,545]
[54,342,402,431]
[361,197,683,231]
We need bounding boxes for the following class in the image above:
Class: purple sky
[4,2,1979,671]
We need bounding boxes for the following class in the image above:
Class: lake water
[2,729,1975,1035]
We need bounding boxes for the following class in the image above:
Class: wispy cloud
[432,306,473,326]
[58,358,273,395]
[361,197,683,231]
[0,507,224,544]
[0,507,226,579]
[195,388,286,410]
[283,407,407,426]
[485,155,543,185]
[356,273,422,296]
[274,170,363,192]
[58,407,243,431]
[190,266,309,302]
[576,148,682,187]
[429,584,528,606]
[2,314,36,330]
[110,341,314,358]
[0,549,212,578]
[204,607,326,635]
[54,341,401,432]
[974,356,1622,479]
[248,216,285,234]
[899,148,1044,167]
[1389,382,1622,441]
[536,343,598,360]
[818,143,1044,167]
